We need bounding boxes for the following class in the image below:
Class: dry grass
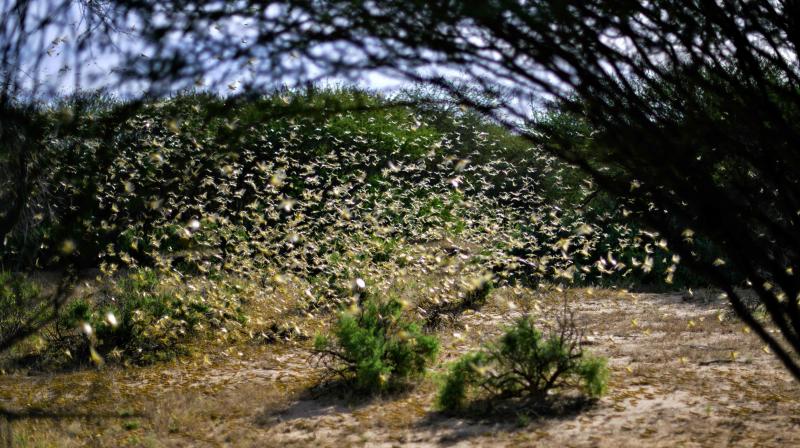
[1,286,799,447]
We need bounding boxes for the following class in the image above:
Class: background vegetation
[1,87,700,366]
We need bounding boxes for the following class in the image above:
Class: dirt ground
[1,287,799,447]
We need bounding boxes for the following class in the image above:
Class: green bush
[0,272,48,343]
[314,294,439,394]
[52,268,242,365]
[437,315,608,412]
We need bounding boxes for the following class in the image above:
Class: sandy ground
[1,288,799,447]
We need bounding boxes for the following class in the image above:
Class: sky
[7,0,534,124]
[15,4,406,100]
[4,0,413,101]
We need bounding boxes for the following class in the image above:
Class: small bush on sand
[437,311,608,413]
[314,293,439,394]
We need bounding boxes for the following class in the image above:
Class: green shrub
[52,268,241,365]
[437,314,608,413]
[0,272,48,344]
[314,294,439,394]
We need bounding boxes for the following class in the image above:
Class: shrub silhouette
[438,314,607,413]
[314,294,439,394]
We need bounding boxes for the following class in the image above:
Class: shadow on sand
[255,377,599,445]
[415,395,598,445]
[254,378,411,426]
